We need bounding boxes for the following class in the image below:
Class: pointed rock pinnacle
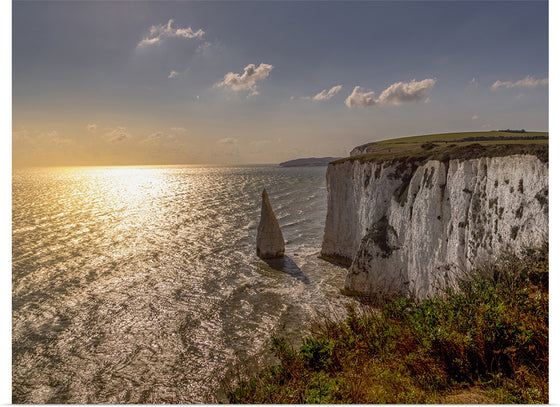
[256,188,285,259]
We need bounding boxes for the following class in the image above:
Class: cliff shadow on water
[259,256,311,285]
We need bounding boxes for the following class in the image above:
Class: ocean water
[12,165,352,403]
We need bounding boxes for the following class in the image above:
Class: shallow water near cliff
[12,165,351,403]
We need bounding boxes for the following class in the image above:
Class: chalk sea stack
[257,188,285,259]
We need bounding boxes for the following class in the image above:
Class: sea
[12,165,354,403]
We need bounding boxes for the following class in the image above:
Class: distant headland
[278,157,342,167]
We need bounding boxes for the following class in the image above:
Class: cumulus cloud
[376,78,436,105]
[311,85,343,101]
[472,114,479,120]
[137,19,204,47]
[168,70,178,79]
[215,63,274,96]
[345,78,436,108]
[469,77,479,88]
[344,86,377,108]
[86,124,97,132]
[491,75,548,90]
[106,127,132,143]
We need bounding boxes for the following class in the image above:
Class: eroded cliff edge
[321,137,548,299]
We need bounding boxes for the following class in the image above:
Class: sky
[11,0,549,167]
[2,2,556,399]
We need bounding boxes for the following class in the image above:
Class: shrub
[225,244,548,404]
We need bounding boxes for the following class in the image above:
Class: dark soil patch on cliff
[362,216,397,258]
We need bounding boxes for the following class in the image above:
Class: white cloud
[491,75,548,90]
[215,63,274,96]
[137,19,204,47]
[377,78,436,105]
[312,85,343,101]
[86,124,97,132]
[472,114,479,120]
[344,86,377,108]
[345,78,436,108]
[168,70,178,79]
[469,77,479,88]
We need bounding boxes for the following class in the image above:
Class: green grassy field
[377,130,547,144]
[336,131,548,165]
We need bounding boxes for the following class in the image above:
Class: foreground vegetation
[225,245,548,403]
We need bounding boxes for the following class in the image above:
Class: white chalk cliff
[257,188,285,259]
[321,155,548,299]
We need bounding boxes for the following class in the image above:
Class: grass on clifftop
[336,131,548,165]
[224,244,548,404]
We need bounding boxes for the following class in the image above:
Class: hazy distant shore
[279,157,342,167]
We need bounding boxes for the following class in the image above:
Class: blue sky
[12,0,549,166]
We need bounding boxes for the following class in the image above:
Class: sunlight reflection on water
[12,165,352,403]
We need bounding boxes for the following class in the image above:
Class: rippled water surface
[12,165,351,403]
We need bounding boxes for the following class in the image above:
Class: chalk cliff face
[321,155,548,299]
